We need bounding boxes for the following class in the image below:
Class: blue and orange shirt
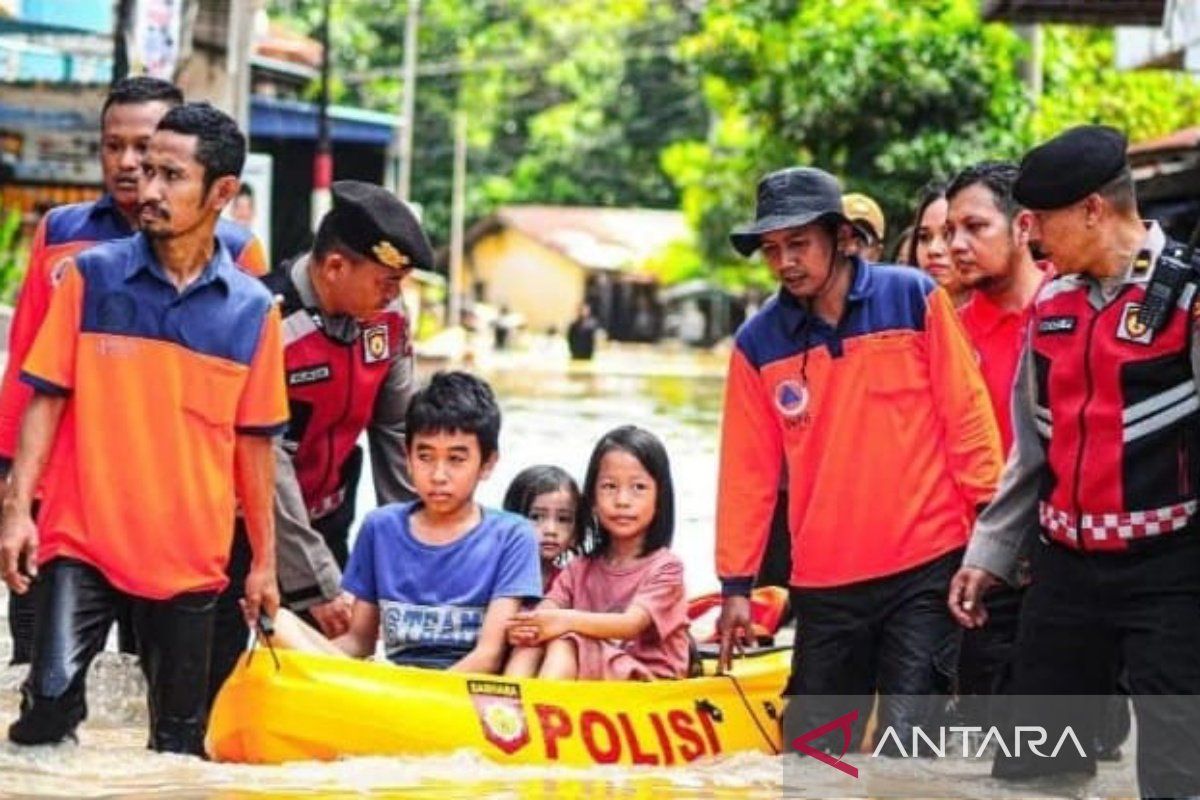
[0,195,267,465]
[716,261,1002,592]
[21,233,288,599]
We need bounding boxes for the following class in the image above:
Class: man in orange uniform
[0,103,286,755]
[714,167,1002,750]
[0,77,267,665]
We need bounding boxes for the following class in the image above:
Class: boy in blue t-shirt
[268,371,542,673]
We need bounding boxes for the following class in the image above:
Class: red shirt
[958,262,1052,455]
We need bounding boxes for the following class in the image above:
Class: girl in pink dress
[502,465,583,593]
[504,426,689,680]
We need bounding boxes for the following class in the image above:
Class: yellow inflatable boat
[205,646,788,766]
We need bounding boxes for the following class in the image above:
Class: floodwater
[0,350,793,799]
[0,347,1143,798]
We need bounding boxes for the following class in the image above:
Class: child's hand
[506,609,571,645]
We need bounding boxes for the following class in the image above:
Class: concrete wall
[467,228,586,333]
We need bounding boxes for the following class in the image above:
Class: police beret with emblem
[323,181,433,272]
[1013,125,1129,211]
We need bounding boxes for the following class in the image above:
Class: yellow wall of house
[467,228,586,333]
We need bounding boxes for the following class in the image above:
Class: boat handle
[695,698,723,722]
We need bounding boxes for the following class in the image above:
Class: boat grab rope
[246,612,282,672]
[718,672,781,756]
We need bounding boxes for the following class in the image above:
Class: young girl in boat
[504,425,689,680]
[503,465,584,592]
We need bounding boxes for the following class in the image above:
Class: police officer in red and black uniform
[209,181,429,697]
[950,126,1200,796]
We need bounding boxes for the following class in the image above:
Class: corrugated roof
[981,0,1165,25]
[1129,126,1200,158]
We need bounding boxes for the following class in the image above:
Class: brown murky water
[0,352,1141,798]
[0,356,795,798]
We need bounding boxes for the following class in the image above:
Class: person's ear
[837,223,856,256]
[1013,209,1034,246]
[208,175,240,213]
[1082,194,1104,228]
[479,450,499,481]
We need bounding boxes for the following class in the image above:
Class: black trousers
[5,501,136,665]
[784,549,961,753]
[995,535,1200,797]
[9,558,217,756]
[208,449,361,703]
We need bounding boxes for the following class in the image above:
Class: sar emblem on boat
[468,680,530,755]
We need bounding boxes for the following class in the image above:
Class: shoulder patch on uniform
[1116,302,1153,345]
[1038,316,1077,335]
[363,323,390,363]
[288,364,332,386]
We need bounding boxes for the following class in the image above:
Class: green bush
[0,209,26,306]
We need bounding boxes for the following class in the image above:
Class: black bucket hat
[730,167,849,257]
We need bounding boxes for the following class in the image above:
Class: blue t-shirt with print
[342,501,542,669]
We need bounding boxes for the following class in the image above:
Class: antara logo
[872,725,1087,760]
[790,711,1088,777]
[790,709,860,778]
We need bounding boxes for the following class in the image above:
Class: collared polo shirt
[716,261,1002,591]
[958,262,1052,455]
[22,233,288,599]
[0,194,268,465]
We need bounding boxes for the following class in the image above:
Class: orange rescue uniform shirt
[716,262,1002,592]
[22,234,287,599]
[0,196,267,466]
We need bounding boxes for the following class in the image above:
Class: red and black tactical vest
[1031,256,1200,551]
[266,269,408,519]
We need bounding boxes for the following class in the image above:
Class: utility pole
[1016,24,1044,101]
[112,0,134,84]
[227,0,255,131]
[312,0,333,230]
[448,112,466,328]
[397,0,421,202]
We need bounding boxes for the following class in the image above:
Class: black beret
[325,180,433,271]
[1013,125,1129,211]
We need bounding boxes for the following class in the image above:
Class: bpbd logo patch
[774,379,809,418]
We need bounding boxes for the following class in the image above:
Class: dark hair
[102,76,183,119]
[905,179,947,267]
[581,425,675,559]
[237,184,254,199]
[889,225,914,265]
[312,213,351,260]
[503,465,585,548]
[945,161,1020,219]
[405,371,500,461]
[1097,167,1138,215]
[155,102,246,191]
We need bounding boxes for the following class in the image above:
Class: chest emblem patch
[363,324,390,364]
[1116,302,1153,345]
[774,379,810,418]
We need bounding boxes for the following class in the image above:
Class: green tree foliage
[271,0,1200,289]
[271,0,707,244]
[662,0,1033,275]
[1039,26,1200,142]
